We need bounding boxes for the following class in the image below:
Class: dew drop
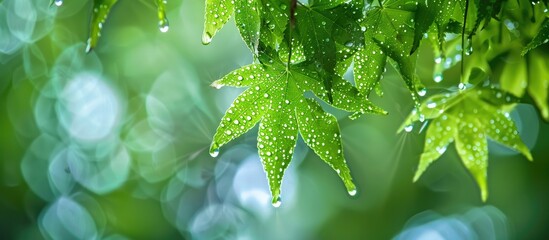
[54,0,63,6]
[209,148,219,157]
[404,124,414,132]
[159,19,169,32]
[418,88,427,97]
[348,187,357,196]
[202,31,213,45]
[426,101,437,109]
[272,196,282,208]
[436,146,447,154]
[458,82,466,90]
[419,114,425,122]
[434,56,443,64]
[434,73,443,83]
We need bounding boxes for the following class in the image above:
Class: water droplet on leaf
[272,196,282,208]
[404,124,414,132]
[348,187,357,196]
[418,88,427,97]
[434,73,443,83]
[202,32,212,45]
[53,0,63,6]
[209,148,219,157]
[159,19,169,32]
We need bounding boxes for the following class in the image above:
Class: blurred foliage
[0,0,549,240]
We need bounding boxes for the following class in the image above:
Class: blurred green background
[1,0,549,239]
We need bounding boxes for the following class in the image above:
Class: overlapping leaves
[400,87,532,201]
[67,0,548,202]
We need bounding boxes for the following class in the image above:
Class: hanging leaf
[87,0,120,52]
[527,50,549,120]
[210,49,385,205]
[401,87,532,201]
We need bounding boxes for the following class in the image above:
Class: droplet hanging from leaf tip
[404,124,414,133]
[85,38,93,53]
[159,19,169,33]
[157,0,169,33]
[434,73,443,83]
[272,196,282,208]
[209,142,220,157]
[348,187,357,197]
[202,31,213,45]
[418,88,427,97]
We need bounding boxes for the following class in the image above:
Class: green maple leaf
[400,87,533,201]
[209,50,385,205]
[357,0,424,103]
[294,2,364,100]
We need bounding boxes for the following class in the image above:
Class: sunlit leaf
[210,50,384,204]
[527,50,549,120]
[403,87,533,201]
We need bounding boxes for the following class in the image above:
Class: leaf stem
[461,0,470,84]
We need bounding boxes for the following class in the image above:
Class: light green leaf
[454,112,489,202]
[406,87,533,201]
[203,0,235,44]
[527,50,549,120]
[87,0,119,52]
[500,51,528,97]
[414,115,458,181]
[235,0,262,52]
[295,99,355,194]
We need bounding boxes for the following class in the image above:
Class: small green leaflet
[527,51,549,120]
[87,0,120,52]
[86,0,170,52]
[400,87,532,201]
[500,50,549,120]
[210,51,385,205]
[522,18,549,55]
